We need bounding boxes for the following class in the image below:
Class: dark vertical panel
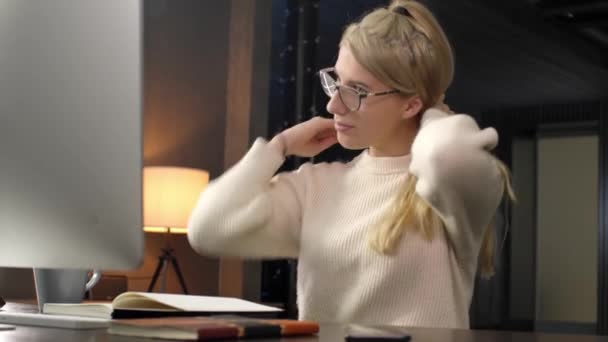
[243,0,274,304]
[599,101,608,335]
[220,0,274,302]
[282,0,320,319]
[510,137,537,326]
[260,0,300,314]
[294,0,319,127]
[219,0,257,300]
[267,0,299,145]
[224,0,255,168]
[248,0,274,143]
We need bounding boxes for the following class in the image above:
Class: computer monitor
[0,0,143,270]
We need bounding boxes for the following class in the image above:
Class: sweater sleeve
[409,109,505,262]
[187,138,309,259]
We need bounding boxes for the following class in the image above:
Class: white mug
[33,268,102,312]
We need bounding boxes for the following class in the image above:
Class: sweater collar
[353,149,411,174]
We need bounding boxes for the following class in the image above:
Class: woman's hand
[270,117,338,158]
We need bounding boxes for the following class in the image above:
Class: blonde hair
[341,0,454,110]
[341,0,516,278]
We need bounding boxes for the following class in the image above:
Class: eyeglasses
[318,67,400,111]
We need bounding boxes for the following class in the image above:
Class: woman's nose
[326,93,347,116]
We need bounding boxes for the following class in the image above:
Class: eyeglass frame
[318,67,401,111]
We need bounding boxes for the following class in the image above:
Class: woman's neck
[369,144,410,157]
[369,120,419,157]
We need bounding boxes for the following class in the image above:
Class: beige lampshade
[143,166,209,234]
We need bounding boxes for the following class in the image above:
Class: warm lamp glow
[143,166,209,233]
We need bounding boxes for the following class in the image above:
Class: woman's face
[325,46,420,156]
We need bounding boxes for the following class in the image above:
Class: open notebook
[43,292,282,320]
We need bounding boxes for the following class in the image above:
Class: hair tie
[392,6,412,17]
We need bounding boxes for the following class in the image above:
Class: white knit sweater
[187,109,504,328]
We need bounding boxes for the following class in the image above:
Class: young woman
[188,0,514,329]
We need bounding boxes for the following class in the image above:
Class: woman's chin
[337,135,366,150]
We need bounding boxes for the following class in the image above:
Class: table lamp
[143,166,209,294]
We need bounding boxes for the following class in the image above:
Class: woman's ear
[402,95,423,119]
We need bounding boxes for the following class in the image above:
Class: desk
[1,324,608,342]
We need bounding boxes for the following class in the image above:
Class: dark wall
[315,0,608,113]
[144,0,230,177]
[113,0,232,295]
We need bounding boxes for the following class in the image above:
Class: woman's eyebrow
[334,67,371,89]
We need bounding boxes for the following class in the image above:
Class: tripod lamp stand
[143,166,209,294]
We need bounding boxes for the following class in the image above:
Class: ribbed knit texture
[188,109,504,328]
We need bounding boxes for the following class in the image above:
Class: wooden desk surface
[1,323,608,342]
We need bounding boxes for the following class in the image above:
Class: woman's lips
[335,122,354,132]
